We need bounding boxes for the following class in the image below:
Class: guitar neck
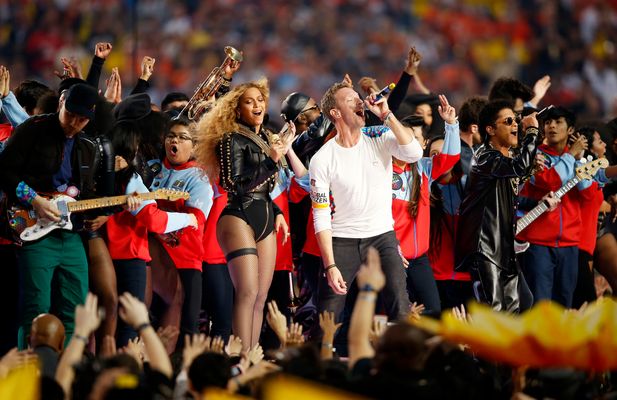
[516,176,580,235]
[67,192,158,212]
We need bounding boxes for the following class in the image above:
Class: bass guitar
[8,189,189,242]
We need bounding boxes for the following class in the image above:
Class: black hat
[58,77,87,95]
[400,115,426,127]
[64,83,98,120]
[113,93,152,122]
[280,92,310,122]
[538,106,576,126]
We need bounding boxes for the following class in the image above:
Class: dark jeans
[467,255,520,313]
[521,244,578,307]
[114,258,147,347]
[572,250,596,309]
[318,231,410,352]
[202,263,233,341]
[435,280,473,311]
[406,253,441,315]
[178,269,202,340]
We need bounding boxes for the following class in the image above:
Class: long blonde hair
[194,78,270,182]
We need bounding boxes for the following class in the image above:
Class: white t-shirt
[309,125,422,238]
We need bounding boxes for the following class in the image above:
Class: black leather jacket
[217,127,281,211]
[455,128,539,271]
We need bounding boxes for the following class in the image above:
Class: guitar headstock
[153,189,190,201]
[575,158,609,180]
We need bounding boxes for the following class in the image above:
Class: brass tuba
[176,46,243,121]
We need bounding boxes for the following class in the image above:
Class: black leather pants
[468,255,521,313]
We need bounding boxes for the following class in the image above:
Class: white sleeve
[308,157,331,234]
[383,128,423,163]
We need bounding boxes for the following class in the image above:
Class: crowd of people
[1,1,617,399]
[2,0,617,120]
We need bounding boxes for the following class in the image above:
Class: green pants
[17,230,88,349]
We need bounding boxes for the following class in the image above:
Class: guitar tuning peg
[587,155,593,161]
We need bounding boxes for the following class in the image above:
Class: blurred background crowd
[1,0,617,123]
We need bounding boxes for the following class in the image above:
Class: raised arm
[86,42,112,88]
[348,247,385,369]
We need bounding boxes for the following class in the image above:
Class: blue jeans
[521,244,578,307]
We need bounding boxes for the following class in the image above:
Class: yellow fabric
[263,375,366,400]
[0,362,39,400]
[413,299,617,370]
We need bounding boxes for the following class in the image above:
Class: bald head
[30,314,65,352]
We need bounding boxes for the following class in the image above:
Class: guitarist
[0,83,99,348]
[517,107,589,308]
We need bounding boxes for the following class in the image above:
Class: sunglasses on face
[499,117,517,126]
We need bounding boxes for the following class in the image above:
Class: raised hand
[266,300,288,347]
[0,66,8,98]
[95,42,113,59]
[568,133,588,158]
[286,322,304,347]
[532,75,551,104]
[437,94,456,125]
[356,247,385,293]
[521,113,539,131]
[404,46,422,76]
[223,56,242,80]
[319,311,342,339]
[409,302,425,321]
[74,292,102,338]
[140,56,155,81]
[225,335,243,357]
[246,344,264,365]
[182,333,209,370]
[118,292,150,329]
[341,73,353,87]
[210,336,225,354]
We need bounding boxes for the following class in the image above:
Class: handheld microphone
[371,83,396,104]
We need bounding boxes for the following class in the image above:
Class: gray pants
[317,230,410,322]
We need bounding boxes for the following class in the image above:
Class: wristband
[222,76,232,82]
[359,292,377,302]
[325,263,338,272]
[359,283,376,292]
[381,111,392,122]
[74,334,89,344]
[135,322,151,334]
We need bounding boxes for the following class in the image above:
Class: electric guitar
[514,158,608,253]
[7,189,190,242]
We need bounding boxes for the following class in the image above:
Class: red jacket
[202,184,227,265]
[517,144,586,247]
[392,151,460,260]
[107,204,175,262]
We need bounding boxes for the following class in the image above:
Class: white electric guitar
[514,157,608,253]
[7,189,190,242]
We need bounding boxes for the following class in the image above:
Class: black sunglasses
[499,117,516,126]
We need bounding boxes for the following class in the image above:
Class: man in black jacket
[455,100,540,312]
[0,83,99,348]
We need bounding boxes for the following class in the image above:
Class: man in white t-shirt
[309,82,423,341]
